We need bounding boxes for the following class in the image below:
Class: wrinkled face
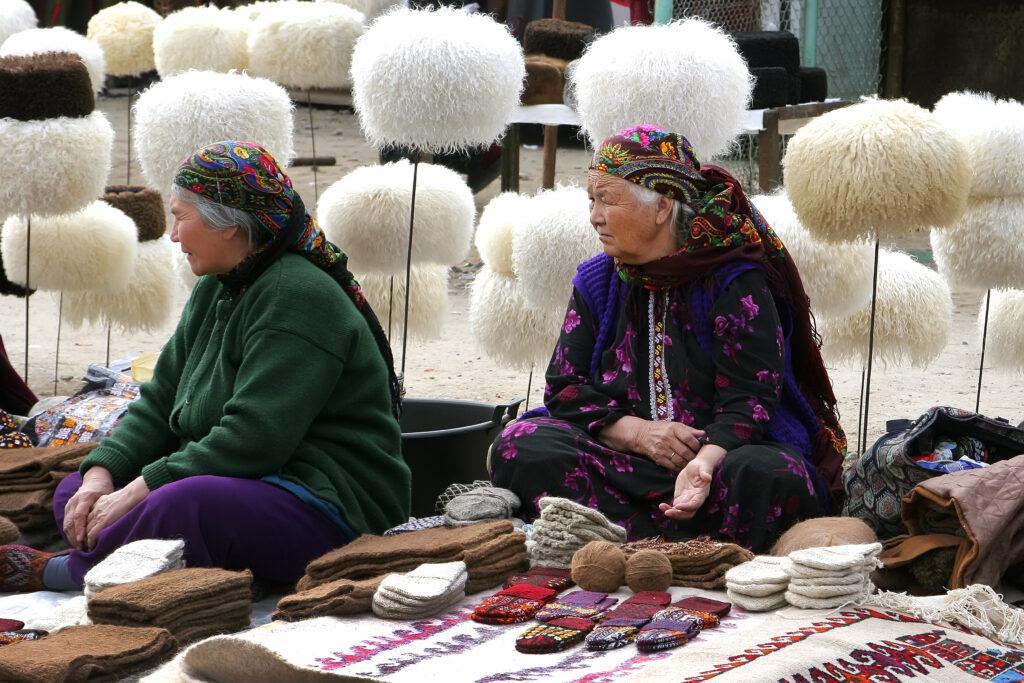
[169,195,247,276]
[586,171,676,265]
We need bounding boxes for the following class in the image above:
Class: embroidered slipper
[0,620,24,633]
[504,567,574,592]
[515,616,596,654]
[535,590,617,622]
[472,583,559,625]
[671,596,732,627]
[585,591,672,651]
[634,608,704,653]
[0,629,47,646]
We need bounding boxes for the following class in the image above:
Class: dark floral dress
[489,270,821,552]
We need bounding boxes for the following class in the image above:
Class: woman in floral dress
[489,125,846,552]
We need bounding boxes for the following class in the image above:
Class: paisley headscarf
[173,141,401,417]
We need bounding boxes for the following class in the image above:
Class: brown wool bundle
[523,54,568,106]
[625,549,673,593]
[0,53,94,122]
[0,27,107,93]
[523,18,595,62]
[87,1,162,78]
[771,517,878,556]
[570,540,626,592]
[103,186,165,242]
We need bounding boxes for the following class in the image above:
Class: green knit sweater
[81,253,411,534]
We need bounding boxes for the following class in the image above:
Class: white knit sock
[84,539,185,598]
[727,588,788,612]
[372,587,464,619]
[786,582,874,610]
[787,579,868,599]
[789,572,865,587]
[726,556,789,587]
[538,498,627,541]
[787,543,882,571]
[377,561,467,603]
[782,557,878,579]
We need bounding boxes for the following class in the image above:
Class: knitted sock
[0,620,22,632]
[786,581,867,599]
[535,590,617,622]
[671,596,733,626]
[781,557,877,579]
[377,562,467,603]
[585,592,671,651]
[789,572,866,587]
[504,567,574,592]
[537,498,627,540]
[0,545,52,592]
[634,608,704,653]
[372,587,465,620]
[726,588,788,612]
[444,487,520,526]
[383,516,447,536]
[0,629,47,646]
[83,539,185,598]
[725,556,789,587]
[787,543,882,571]
[516,616,595,654]
[785,582,874,609]
[472,583,558,625]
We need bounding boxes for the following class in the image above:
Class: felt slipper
[634,608,703,653]
[504,567,574,591]
[472,583,558,625]
[585,591,672,651]
[515,616,595,654]
[535,590,617,622]
[670,596,732,627]
[0,620,23,633]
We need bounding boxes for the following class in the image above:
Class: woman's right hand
[63,467,115,550]
[632,420,706,472]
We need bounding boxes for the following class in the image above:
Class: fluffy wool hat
[470,266,563,372]
[571,19,752,159]
[476,192,529,277]
[0,27,106,93]
[817,249,952,368]
[0,111,114,217]
[316,0,400,20]
[354,266,448,340]
[64,236,175,332]
[784,98,971,243]
[0,0,35,46]
[351,5,525,153]
[247,1,365,90]
[751,192,874,318]
[317,160,474,273]
[103,186,166,242]
[0,53,94,121]
[87,1,162,78]
[153,6,249,77]
[930,197,1024,292]
[984,288,1024,372]
[133,69,295,192]
[511,186,601,313]
[1,202,138,292]
[932,91,1024,200]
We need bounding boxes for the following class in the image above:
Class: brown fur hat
[771,516,878,556]
[103,186,166,242]
[524,18,595,62]
[0,53,94,121]
[522,54,568,106]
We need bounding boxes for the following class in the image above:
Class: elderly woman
[0,141,410,592]
[490,125,846,552]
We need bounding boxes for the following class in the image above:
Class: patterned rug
[625,606,1024,683]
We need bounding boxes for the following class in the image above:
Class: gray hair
[626,181,686,243]
[170,185,265,250]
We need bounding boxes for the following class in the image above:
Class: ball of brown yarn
[625,549,673,593]
[570,540,626,592]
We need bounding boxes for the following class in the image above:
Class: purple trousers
[53,473,350,587]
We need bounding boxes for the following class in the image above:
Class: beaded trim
[648,290,673,422]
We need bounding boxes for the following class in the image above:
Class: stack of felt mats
[0,443,97,534]
[87,568,252,646]
[620,537,754,589]
[275,520,528,621]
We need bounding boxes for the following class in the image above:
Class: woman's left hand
[85,476,150,550]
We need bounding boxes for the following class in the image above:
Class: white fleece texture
[0,26,106,92]
[86,1,161,77]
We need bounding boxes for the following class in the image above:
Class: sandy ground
[2,95,1021,448]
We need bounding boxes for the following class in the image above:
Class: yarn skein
[625,549,673,593]
[570,540,625,593]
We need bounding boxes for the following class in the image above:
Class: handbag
[842,406,1024,538]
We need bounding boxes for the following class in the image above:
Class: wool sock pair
[444,487,519,527]
[0,544,53,592]
[529,498,627,569]
[632,596,732,653]
[725,555,790,612]
[83,539,185,598]
[584,592,672,650]
[371,561,467,620]
[472,567,575,624]
[515,590,618,653]
[783,543,881,609]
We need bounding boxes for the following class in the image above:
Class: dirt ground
[2,95,1021,447]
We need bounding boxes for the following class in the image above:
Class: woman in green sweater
[1,141,411,592]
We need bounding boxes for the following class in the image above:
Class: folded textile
[726,588,788,612]
[371,562,467,619]
[781,557,877,579]
[0,624,174,682]
[0,516,18,544]
[786,579,868,599]
[444,486,519,527]
[529,498,627,569]
[621,538,754,589]
[84,539,186,598]
[273,577,383,622]
[786,543,882,571]
[789,572,866,587]
[725,556,790,598]
[0,489,53,530]
[383,515,447,536]
[0,443,97,484]
[785,581,875,609]
[23,595,89,633]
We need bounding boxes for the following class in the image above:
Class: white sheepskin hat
[317,0,400,20]
[317,160,474,273]
[0,27,106,93]
[351,6,525,153]
[476,192,528,277]
[817,249,952,369]
[751,192,874,318]
[512,185,601,313]
[133,70,295,192]
[784,98,971,243]
[0,201,137,292]
[930,197,1024,292]
[0,111,114,217]
[0,0,36,47]
[933,91,1024,200]
[571,19,752,159]
[470,266,563,372]
[984,288,1024,372]
[247,1,365,90]
[355,265,448,339]
[64,235,175,332]
[153,6,248,78]
[87,1,161,78]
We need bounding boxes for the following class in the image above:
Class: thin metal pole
[306,91,319,202]
[976,289,991,413]
[126,84,133,185]
[399,160,419,378]
[23,215,30,382]
[525,364,535,411]
[860,239,880,452]
[105,323,112,368]
[387,275,394,342]
[54,292,63,395]
[856,367,866,454]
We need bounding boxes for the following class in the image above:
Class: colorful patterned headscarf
[173,141,401,417]
[590,124,706,206]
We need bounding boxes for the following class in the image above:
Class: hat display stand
[350,5,524,387]
[929,91,1024,412]
[784,98,970,453]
